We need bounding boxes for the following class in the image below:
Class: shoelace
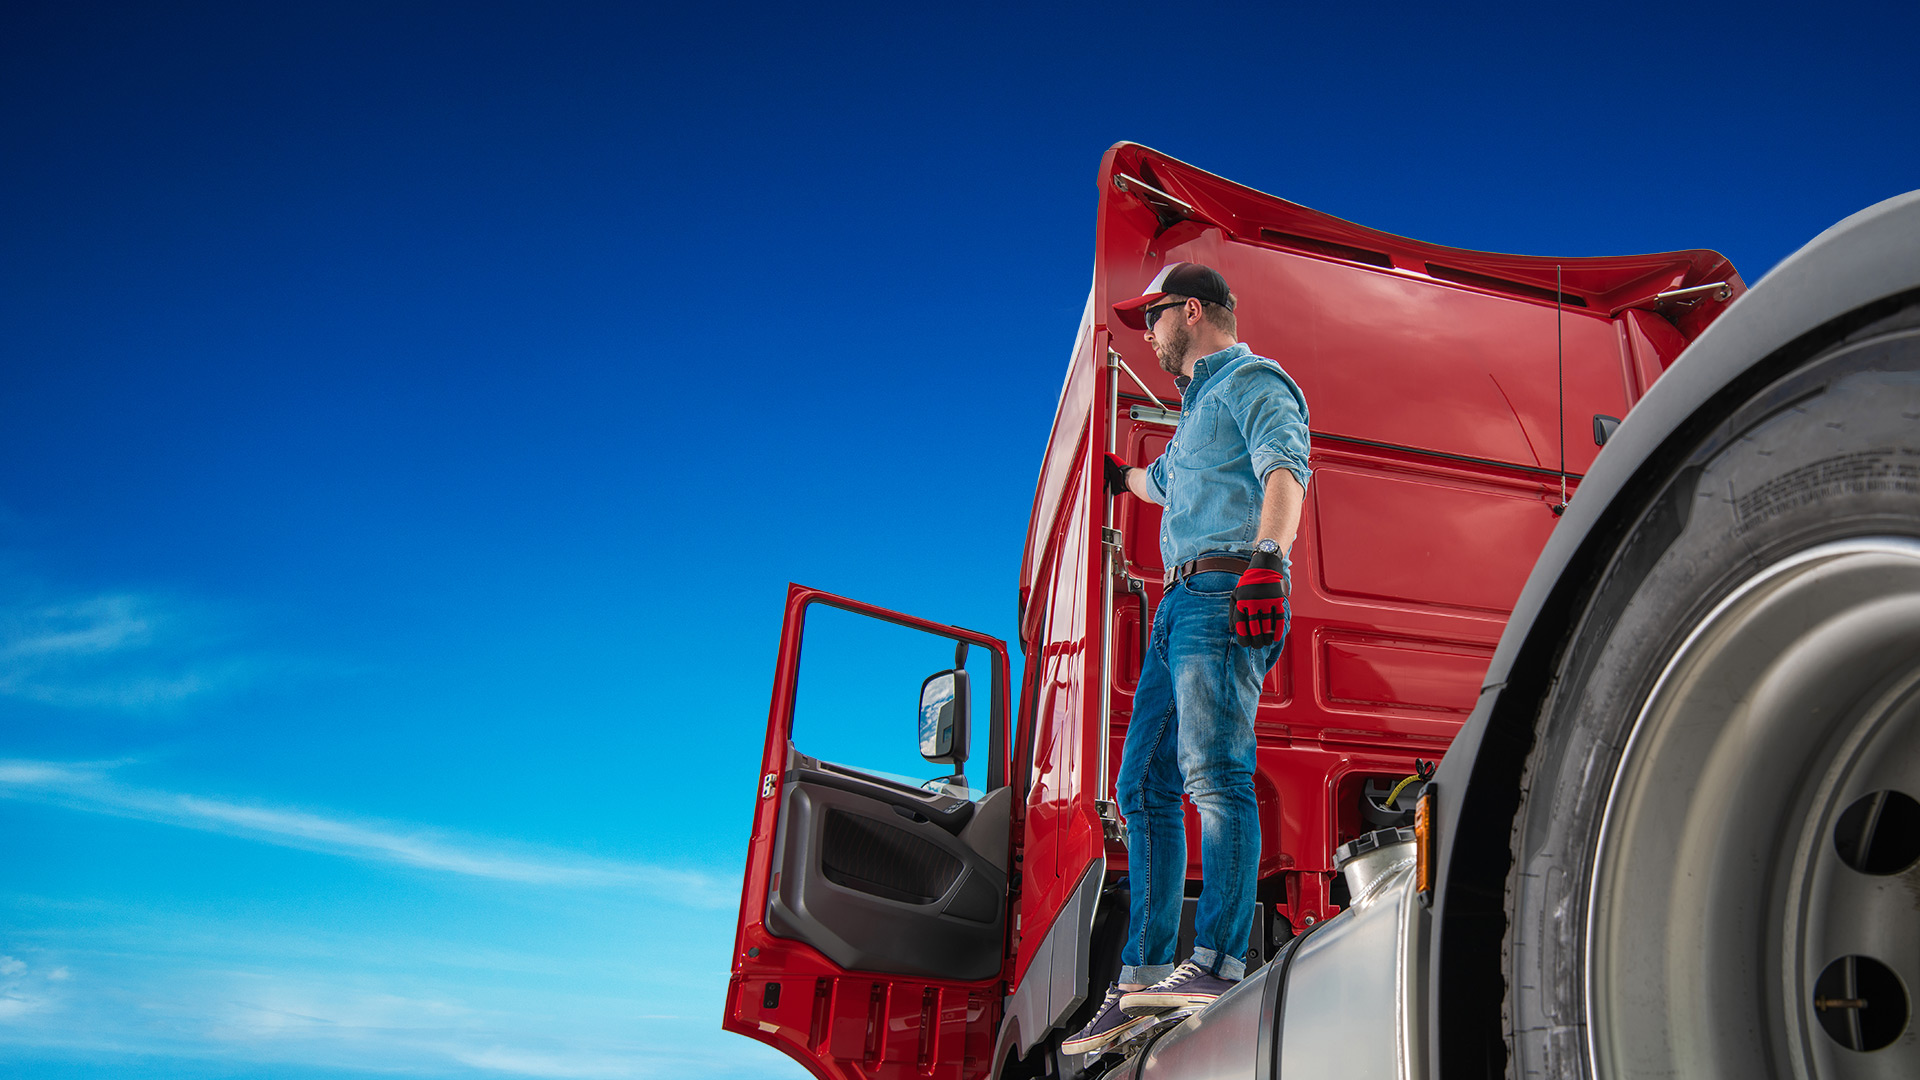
[1147,961,1206,990]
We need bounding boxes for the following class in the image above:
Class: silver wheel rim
[1587,538,1920,1080]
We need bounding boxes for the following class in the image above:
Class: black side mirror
[917,668,971,773]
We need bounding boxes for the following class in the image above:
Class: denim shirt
[1142,343,1313,572]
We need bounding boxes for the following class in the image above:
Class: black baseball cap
[1111,262,1235,330]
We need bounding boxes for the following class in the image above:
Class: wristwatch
[1256,538,1282,555]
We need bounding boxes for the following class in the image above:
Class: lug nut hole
[1813,955,1909,1052]
[1833,789,1920,875]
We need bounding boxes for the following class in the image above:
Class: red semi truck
[724,143,1920,1080]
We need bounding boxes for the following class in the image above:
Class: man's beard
[1154,322,1191,375]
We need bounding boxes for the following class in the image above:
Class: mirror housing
[918,668,971,770]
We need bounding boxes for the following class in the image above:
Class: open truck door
[726,584,1015,1080]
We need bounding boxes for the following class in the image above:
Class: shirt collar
[1179,342,1250,397]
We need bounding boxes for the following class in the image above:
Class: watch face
[1257,539,1279,554]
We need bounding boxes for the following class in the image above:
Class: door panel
[768,756,1009,981]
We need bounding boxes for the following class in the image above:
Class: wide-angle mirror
[918,668,970,768]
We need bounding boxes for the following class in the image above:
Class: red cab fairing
[1014,141,1739,985]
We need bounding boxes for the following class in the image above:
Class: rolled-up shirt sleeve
[1142,452,1170,506]
[1230,365,1313,491]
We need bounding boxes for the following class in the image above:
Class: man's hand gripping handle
[1104,452,1132,498]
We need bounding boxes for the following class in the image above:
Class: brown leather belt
[1164,554,1251,586]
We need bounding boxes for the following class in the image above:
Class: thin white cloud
[203,975,772,1080]
[0,591,251,710]
[0,904,795,1079]
[0,954,51,1022]
[0,760,727,904]
[0,594,152,658]
[0,953,777,1077]
[454,1044,642,1079]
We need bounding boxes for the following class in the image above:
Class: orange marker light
[1415,785,1435,908]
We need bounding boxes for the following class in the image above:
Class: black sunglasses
[1142,299,1190,329]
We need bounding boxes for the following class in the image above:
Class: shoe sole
[1060,1011,1160,1056]
[1119,990,1220,1014]
[1105,1008,1202,1057]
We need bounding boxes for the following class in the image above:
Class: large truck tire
[1503,303,1920,1080]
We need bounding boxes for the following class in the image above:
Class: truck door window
[791,604,997,801]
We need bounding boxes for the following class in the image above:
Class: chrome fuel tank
[1116,956,1280,1080]
[1277,843,1426,1080]
[1125,838,1427,1080]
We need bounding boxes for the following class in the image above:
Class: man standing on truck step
[1062,262,1310,1056]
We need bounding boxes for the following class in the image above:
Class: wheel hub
[1587,538,1920,1080]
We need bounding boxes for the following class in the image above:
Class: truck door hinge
[1102,527,1124,554]
[1095,800,1128,845]
[760,772,777,799]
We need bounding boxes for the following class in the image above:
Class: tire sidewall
[1505,320,1920,1079]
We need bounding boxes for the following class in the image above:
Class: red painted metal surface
[731,143,1743,1080]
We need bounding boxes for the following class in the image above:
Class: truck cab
[722,141,1746,1080]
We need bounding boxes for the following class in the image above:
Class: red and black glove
[1104,452,1132,497]
[1232,550,1290,647]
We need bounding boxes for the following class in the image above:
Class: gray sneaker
[1060,983,1161,1056]
[1118,961,1236,1015]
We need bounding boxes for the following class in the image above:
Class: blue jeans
[1115,569,1285,985]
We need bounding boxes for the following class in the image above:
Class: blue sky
[2,2,1915,1077]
